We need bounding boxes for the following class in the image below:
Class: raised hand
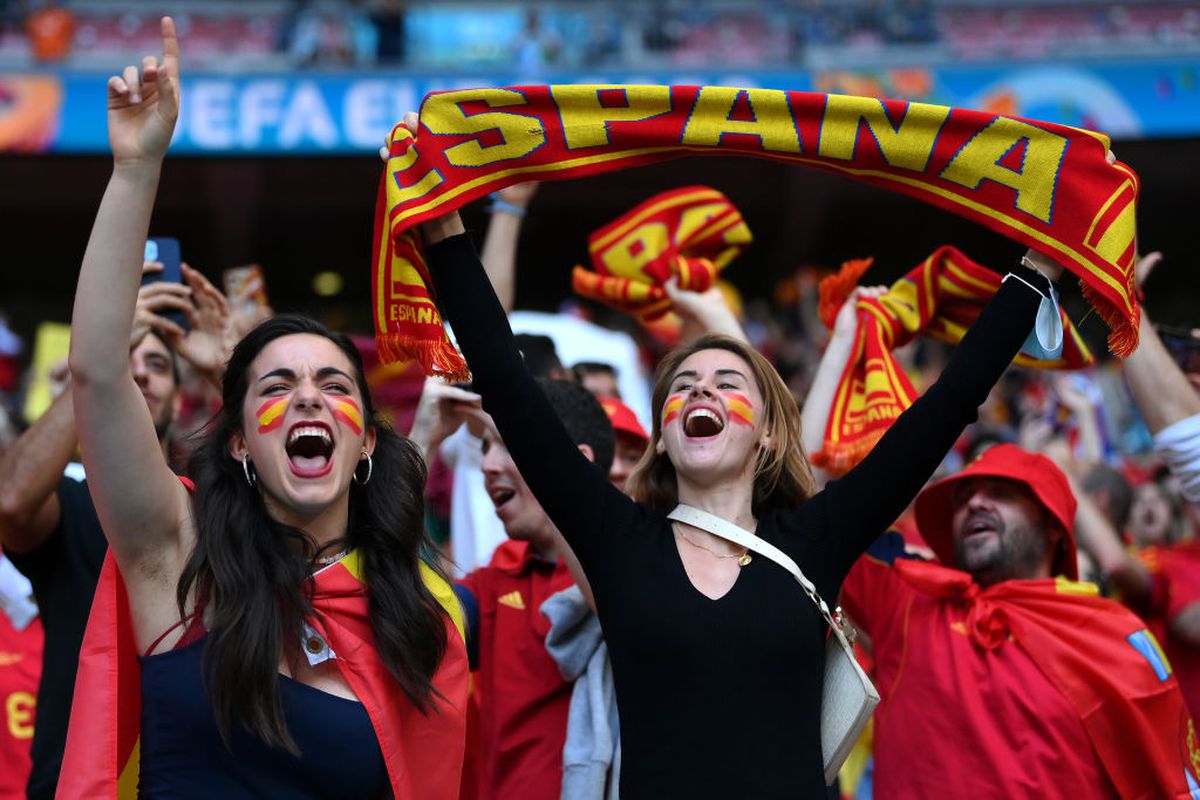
[832,285,887,339]
[408,377,484,465]
[131,261,192,348]
[1134,251,1163,290]
[107,16,180,165]
[393,111,466,244]
[170,264,233,385]
[496,181,539,209]
[663,277,749,344]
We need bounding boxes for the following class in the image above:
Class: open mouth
[683,408,725,438]
[286,423,334,477]
[962,513,1001,539]
[488,486,516,511]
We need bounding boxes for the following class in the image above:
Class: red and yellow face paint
[331,397,364,437]
[661,394,685,428]
[723,392,755,427]
[256,398,288,434]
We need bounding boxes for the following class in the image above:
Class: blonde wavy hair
[626,334,816,515]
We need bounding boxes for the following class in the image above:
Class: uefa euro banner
[370,85,1140,378]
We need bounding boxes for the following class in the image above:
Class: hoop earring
[353,452,373,485]
[241,454,257,486]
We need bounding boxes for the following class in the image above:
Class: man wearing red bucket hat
[841,443,1199,799]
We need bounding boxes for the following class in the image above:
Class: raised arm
[422,223,637,568]
[799,286,887,488]
[0,390,74,553]
[1122,253,1200,434]
[68,18,191,570]
[479,182,538,314]
[818,251,1059,576]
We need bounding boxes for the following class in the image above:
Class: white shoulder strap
[667,504,839,631]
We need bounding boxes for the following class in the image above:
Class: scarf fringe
[375,333,471,382]
[811,430,885,476]
[1079,278,1140,357]
[818,258,874,329]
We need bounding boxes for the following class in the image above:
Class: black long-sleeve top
[428,233,1045,798]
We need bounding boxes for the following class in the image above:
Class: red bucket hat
[914,444,1079,580]
[598,396,649,445]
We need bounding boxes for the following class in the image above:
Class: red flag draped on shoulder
[371,85,1140,377]
[57,551,468,799]
[894,559,1200,799]
[811,247,1093,474]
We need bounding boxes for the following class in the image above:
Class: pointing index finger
[161,17,180,67]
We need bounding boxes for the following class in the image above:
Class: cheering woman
[65,20,466,798]
[414,130,1066,796]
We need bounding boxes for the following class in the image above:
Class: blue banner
[2,60,1197,155]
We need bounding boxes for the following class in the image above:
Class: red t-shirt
[457,540,575,800]
[1137,543,1200,719]
[0,609,42,799]
[842,544,1117,799]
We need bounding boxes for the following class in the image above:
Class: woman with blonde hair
[415,126,1062,795]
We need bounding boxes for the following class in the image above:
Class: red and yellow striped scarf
[571,185,751,322]
[812,247,1093,474]
[372,85,1139,379]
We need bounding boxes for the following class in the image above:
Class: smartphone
[142,237,190,332]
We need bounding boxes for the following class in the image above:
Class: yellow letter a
[939,117,1068,224]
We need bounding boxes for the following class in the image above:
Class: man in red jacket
[842,444,1200,799]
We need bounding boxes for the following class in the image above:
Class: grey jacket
[541,585,620,800]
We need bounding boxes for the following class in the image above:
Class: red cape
[57,550,468,799]
[895,559,1200,799]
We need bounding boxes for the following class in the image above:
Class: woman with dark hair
[65,21,466,798]
[409,123,1069,795]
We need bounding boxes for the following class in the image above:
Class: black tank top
[137,638,388,798]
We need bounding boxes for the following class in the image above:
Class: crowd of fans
[3,12,1200,800]
[3,0,1200,71]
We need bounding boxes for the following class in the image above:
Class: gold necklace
[676,529,753,567]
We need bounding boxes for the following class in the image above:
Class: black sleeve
[796,265,1048,582]
[426,234,643,575]
[6,477,97,587]
[451,583,479,670]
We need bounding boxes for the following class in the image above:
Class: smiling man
[841,444,1199,799]
[436,379,613,800]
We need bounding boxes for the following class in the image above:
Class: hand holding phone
[140,237,191,333]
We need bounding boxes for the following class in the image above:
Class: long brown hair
[626,334,816,516]
[181,314,449,753]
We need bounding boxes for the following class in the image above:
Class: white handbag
[668,504,880,786]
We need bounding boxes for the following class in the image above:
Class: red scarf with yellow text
[894,558,1200,800]
[371,86,1139,379]
[812,246,1093,474]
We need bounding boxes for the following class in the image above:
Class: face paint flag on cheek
[724,393,755,427]
[662,395,685,428]
[332,397,365,437]
[256,398,288,434]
